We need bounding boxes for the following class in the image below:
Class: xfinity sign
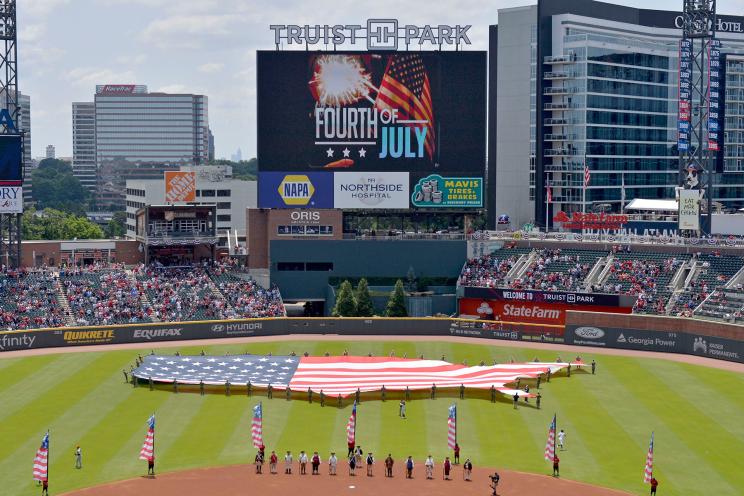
[269,21,472,50]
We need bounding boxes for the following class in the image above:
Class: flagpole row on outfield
[447,404,457,450]
[643,431,655,483]
[32,430,50,483]
[544,413,557,462]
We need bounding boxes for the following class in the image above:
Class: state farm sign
[553,211,628,230]
[458,298,631,326]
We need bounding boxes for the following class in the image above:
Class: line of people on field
[252,445,474,481]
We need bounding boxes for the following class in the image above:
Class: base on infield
[61,463,631,496]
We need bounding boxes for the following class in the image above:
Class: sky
[20,0,744,160]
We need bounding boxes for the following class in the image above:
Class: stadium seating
[459,247,531,288]
[511,248,605,291]
[0,270,67,329]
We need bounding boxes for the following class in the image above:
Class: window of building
[217,189,230,197]
[201,190,215,197]
[306,262,333,271]
[217,202,231,209]
[217,214,231,222]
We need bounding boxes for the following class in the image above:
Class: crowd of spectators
[0,268,67,329]
[212,274,284,318]
[510,249,591,292]
[459,248,528,288]
[62,264,152,326]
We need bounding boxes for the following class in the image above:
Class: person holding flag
[544,414,557,476]
[346,401,357,457]
[447,404,457,461]
[33,431,49,495]
[644,432,656,493]
[251,403,264,450]
[139,414,156,476]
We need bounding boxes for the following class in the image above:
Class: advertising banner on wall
[0,186,22,213]
[333,171,409,209]
[461,287,629,308]
[0,134,23,186]
[411,174,482,208]
[164,171,196,203]
[458,298,631,326]
[678,188,700,231]
[258,171,334,209]
[257,51,486,179]
[678,38,692,152]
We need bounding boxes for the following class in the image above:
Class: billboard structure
[257,51,486,210]
[164,171,196,203]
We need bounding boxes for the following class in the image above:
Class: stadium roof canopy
[625,199,678,212]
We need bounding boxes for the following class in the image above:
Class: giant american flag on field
[32,432,49,482]
[138,415,155,461]
[251,403,264,449]
[133,355,581,398]
[374,53,436,160]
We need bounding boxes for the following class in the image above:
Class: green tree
[22,208,104,240]
[32,158,90,215]
[104,211,128,238]
[385,279,408,317]
[354,278,375,317]
[332,280,357,317]
[208,158,257,181]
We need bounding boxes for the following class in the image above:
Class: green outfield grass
[1,340,743,495]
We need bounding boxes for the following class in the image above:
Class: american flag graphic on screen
[544,414,557,461]
[133,355,580,398]
[346,401,357,445]
[447,404,457,450]
[32,432,49,482]
[138,415,155,461]
[375,53,436,160]
[251,403,264,449]
[643,432,654,483]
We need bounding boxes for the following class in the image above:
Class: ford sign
[574,327,605,340]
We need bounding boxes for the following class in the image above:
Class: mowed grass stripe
[615,358,744,491]
[546,370,633,490]
[598,356,734,495]
[0,353,101,419]
[644,360,744,442]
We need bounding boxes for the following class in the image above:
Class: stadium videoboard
[257,51,486,209]
[0,134,23,186]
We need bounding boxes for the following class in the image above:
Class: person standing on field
[312,451,321,475]
[269,451,278,474]
[443,456,452,480]
[366,452,374,476]
[299,450,308,475]
[552,455,560,477]
[284,451,293,474]
[328,452,338,475]
[384,454,394,477]
[399,400,406,418]
[591,359,597,375]
[463,458,473,481]
[74,445,82,469]
[454,442,460,464]
[650,476,659,495]
[406,456,414,479]
[425,455,434,479]
[558,429,566,450]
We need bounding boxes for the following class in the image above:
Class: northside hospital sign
[269,21,472,50]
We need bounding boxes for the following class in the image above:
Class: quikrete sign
[553,211,628,230]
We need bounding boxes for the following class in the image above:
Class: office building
[491,0,744,228]
[73,84,209,209]
[125,165,256,250]
[45,144,55,159]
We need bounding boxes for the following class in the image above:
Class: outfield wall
[565,311,744,363]
[2,313,743,364]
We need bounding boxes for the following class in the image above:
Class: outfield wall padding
[565,311,744,363]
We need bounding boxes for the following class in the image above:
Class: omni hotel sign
[673,15,743,33]
[269,20,472,50]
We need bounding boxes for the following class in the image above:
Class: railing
[342,233,468,241]
[544,55,572,63]
[544,148,580,157]
[543,87,579,95]
[544,71,570,79]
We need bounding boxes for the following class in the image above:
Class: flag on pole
[32,432,49,482]
[346,401,357,445]
[584,166,591,187]
[447,404,457,450]
[138,415,155,461]
[643,432,654,483]
[251,403,264,448]
[546,181,552,203]
[544,414,557,461]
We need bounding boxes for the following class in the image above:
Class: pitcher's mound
[62,463,631,496]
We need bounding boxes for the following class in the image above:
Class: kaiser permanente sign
[269,21,471,50]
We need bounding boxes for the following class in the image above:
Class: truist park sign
[270,20,472,50]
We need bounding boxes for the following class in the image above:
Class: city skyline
[21,0,742,160]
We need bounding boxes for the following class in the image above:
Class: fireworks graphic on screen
[309,55,376,106]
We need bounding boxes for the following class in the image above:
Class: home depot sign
[553,211,628,230]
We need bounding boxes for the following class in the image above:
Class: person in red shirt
[454,442,460,464]
[443,456,451,480]
[348,440,355,458]
[269,451,278,474]
[552,455,559,477]
[650,477,659,495]
[147,455,155,476]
